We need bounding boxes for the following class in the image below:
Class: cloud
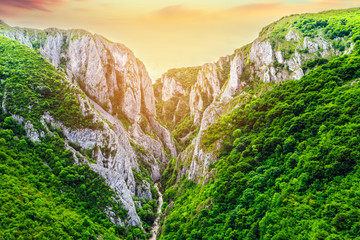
[0,0,64,12]
[230,2,284,12]
[152,4,206,18]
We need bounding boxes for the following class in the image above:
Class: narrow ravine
[149,183,163,240]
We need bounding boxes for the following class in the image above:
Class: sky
[0,0,359,80]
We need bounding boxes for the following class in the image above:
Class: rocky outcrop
[220,54,245,102]
[249,31,342,84]
[172,26,351,182]
[190,63,220,124]
[0,23,176,163]
[24,121,41,142]
[180,52,245,181]
[189,58,231,125]
[0,21,176,229]
[136,180,153,200]
[161,75,186,102]
[149,118,177,158]
[285,30,300,41]
[90,164,141,226]
[154,66,203,130]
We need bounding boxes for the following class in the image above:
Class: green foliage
[293,9,359,43]
[160,158,179,193]
[171,115,199,151]
[283,48,294,60]
[160,45,360,239]
[135,198,158,234]
[0,36,146,239]
[0,36,102,130]
[156,96,182,130]
[260,8,360,56]
[217,60,231,88]
[0,117,146,239]
[302,57,329,72]
[165,66,201,91]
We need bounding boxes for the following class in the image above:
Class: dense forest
[0,36,149,239]
[2,6,360,240]
[159,9,360,240]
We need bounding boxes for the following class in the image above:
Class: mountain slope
[0,21,181,236]
[156,7,359,183]
[160,41,360,240]
[0,22,177,164]
[158,7,360,239]
[0,34,167,238]
[0,35,154,239]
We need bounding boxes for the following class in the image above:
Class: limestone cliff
[0,22,176,162]
[0,21,176,229]
[160,17,351,183]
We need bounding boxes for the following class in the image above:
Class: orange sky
[1,0,359,80]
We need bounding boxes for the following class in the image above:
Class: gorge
[1,7,360,240]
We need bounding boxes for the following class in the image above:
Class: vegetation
[3,6,360,240]
[302,58,329,72]
[159,38,360,239]
[0,121,133,239]
[0,36,147,239]
[0,36,102,130]
[135,197,158,234]
[171,115,199,151]
[165,67,201,92]
[154,66,201,135]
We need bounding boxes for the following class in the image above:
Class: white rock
[275,50,284,64]
[286,30,300,42]
[24,121,40,142]
[221,54,245,102]
[250,39,274,67]
[161,75,186,102]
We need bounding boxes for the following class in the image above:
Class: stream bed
[149,183,163,240]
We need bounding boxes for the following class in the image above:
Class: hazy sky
[1,0,359,79]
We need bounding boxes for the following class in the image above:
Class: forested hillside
[2,6,360,240]
[159,9,360,240]
[0,36,151,239]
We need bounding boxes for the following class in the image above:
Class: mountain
[0,22,177,162]
[158,7,360,239]
[155,8,357,182]
[1,6,360,240]
[0,21,177,238]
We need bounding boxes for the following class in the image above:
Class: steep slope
[0,35,161,238]
[157,8,359,183]
[0,22,177,164]
[159,7,360,239]
[0,36,154,238]
[155,57,231,151]
[160,36,360,240]
[0,21,180,236]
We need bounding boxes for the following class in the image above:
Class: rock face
[220,54,245,102]
[0,24,175,163]
[166,26,349,183]
[0,21,177,229]
[154,66,200,129]
[8,28,155,122]
[189,63,222,124]
[161,75,186,102]
[179,53,245,181]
